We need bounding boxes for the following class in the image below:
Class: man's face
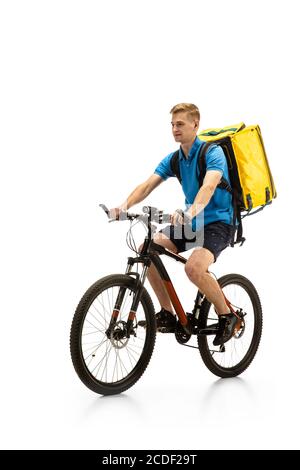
[171,112,199,144]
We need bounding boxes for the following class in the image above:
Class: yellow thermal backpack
[171,123,276,246]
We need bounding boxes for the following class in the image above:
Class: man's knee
[185,250,213,282]
[185,260,207,282]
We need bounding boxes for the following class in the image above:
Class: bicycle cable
[126,217,147,254]
[209,270,218,282]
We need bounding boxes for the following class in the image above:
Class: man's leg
[185,247,240,345]
[184,247,230,314]
[138,233,178,313]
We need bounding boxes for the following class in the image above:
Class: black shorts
[158,221,234,262]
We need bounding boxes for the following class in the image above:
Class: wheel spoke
[92,342,113,376]
[82,330,103,337]
[116,349,129,377]
[93,299,110,328]
[100,340,110,382]
[125,345,139,363]
[84,317,104,333]
[126,344,141,357]
[83,336,108,361]
[87,309,106,331]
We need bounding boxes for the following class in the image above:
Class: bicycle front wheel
[197,274,263,378]
[70,274,156,395]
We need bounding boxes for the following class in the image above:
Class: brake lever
[99,204,110,217]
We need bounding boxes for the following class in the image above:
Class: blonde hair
[170,103,200,122]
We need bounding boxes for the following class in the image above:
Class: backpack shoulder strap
[171,143,209,186]
[197,142,212,187]
[171,142,232,191]
[170,150,181,184]
[197,141,246,247]
[197,142,232,193]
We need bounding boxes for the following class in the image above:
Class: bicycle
[70,204,263,395]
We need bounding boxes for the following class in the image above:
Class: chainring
[175,313,196,344]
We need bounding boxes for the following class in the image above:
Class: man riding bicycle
[109,103,238,346]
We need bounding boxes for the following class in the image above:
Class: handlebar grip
[99,204,110,216]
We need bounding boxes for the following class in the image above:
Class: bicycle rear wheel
[197,274,262,378]
[70,274,156,395]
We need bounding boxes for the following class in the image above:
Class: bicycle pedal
[137,320,147,329]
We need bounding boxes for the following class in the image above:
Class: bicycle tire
[70,274,156,395]
[197,273,263,378]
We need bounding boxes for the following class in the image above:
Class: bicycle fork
[105,257,150,339]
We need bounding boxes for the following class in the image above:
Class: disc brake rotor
[110,321,130,349]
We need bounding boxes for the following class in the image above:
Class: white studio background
[0,0,299,450]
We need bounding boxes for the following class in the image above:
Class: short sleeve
[154,152,175,181]
[205,144,226,177]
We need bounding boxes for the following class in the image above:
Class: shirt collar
[179,136,202,161]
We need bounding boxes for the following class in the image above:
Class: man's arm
[185,170,222,220]
[109,174,164,218]
[122,174,164,209]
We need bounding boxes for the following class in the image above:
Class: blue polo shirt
[154,137,234,230]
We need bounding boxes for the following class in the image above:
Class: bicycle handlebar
[99,204,171,224]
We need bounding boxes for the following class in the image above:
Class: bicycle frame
[103,205,236,339]
[106,237,203,338]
